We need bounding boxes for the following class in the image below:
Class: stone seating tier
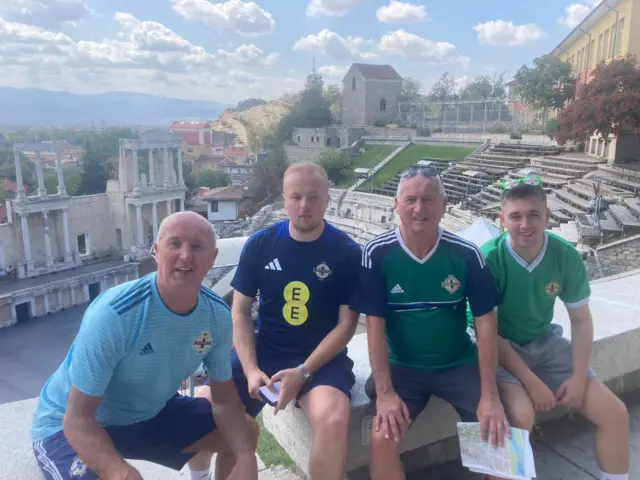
[263,270,640,479]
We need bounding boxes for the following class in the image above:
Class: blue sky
[0,0,601,104]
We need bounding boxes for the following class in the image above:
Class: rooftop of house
[203,185,245,201]
[349,63,403,81]
[171,121,212,130]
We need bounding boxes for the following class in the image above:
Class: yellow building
[551,0,640,163]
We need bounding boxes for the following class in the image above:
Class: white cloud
[217,43,279,65]
[171,0,275,37]
[379,29,468,64]
[0,13,291,103]
[318,65,349,79]
[376,1,427,23]
[558,1,602,29]
[306,0,368,17]
[473,20,545,46]
[0,0,90,27]
[293,29,376,59]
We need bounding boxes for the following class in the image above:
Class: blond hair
[283,162,329,184]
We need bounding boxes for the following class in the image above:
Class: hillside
[210,100,291,147]
[0,87,230,127]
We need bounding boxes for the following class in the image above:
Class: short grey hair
[396,172,447,198]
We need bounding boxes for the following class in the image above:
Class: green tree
[196,170,230,188]
[324,84,342,117]
[77,141,110,195]
[0,147,37,190]
[459,73,506,100]
[276,87,332,144]
[512,55,576,124]
[317,149,352,185]
[428,73,459,130]
[400,77,423,102]
[251,145,288,208]
[44,166,81,195]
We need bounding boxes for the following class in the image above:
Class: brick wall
[586,234,640,279]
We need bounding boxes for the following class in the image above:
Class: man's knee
[370,426,399,456]
[499,383,535,431]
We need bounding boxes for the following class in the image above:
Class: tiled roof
[196,154,225,163]
[203,186,244,201]
[171,121,212,129]
[352,63,402,80]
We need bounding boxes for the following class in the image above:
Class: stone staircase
[370,157,452,197]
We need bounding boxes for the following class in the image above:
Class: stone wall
[587,234,640,279]
[284,145,326,164]
[363,80,402,125]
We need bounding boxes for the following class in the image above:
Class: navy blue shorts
[32,394,215,479]
[228,349,356,418]
[365,362,481,423]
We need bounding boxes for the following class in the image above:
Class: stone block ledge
[263,269,640,479]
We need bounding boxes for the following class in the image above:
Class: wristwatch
[297,364,313,383]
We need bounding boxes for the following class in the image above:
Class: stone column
[42,211,54,267]
[14,151,25,199]
[70,286,76,306]
[57,290,62,310]
[132,148,140,192]
[136,205,144,247]
[178,149,184,186]
[119,142,126,189]
[55,149,67,195]
[148,149,156,188]
[62,208,73,263]
[180,198,185,212]
[20,214,33,269]
[43,293,49,315]
[83,284,90,303]
[152,201,158,241]
[35,150,47,196]
[166,199,172,216]
[163,145,171,187]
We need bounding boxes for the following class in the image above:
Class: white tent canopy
[456,218,501,247]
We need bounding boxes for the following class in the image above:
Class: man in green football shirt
[351,167,510,480]
[481,179,629,480]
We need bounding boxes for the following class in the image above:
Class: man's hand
[246,368,271,400]
[270,368,305,414]
[476,394,511,448]
[228,452,259,480]
[104,463,143,480]
[556,374,588,410]
[374,391,411,443]
[524,376,557,412]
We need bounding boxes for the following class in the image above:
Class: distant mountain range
[0,87,232,127]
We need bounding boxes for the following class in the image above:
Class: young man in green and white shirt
[475,180,630,480]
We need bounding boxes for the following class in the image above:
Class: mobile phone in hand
[258,382,281,406]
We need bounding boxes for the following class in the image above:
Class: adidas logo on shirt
[390,284,404,294]
[265,259,282,271]
[138,342,155,356]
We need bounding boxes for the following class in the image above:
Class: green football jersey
[479,231,591,345]
[351,227,499,369]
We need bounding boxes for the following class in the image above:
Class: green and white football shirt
[479,231,591,345]
[351,227,499,370]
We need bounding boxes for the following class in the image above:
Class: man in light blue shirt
[31,211,258,480]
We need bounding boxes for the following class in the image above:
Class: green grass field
[369,144,475,188]
[336,144,396,188]
[256,413,296,471]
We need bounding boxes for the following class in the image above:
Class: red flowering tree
[555,55,640,146]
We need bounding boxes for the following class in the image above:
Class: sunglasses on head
[400,166,441,180]
[500,176,543,191]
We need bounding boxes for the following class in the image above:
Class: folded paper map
[457,422,537,480]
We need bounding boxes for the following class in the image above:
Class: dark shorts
[32,394,215,480]
[229,349,356,418]
[365,362,481,423]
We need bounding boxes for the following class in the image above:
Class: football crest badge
[313,262,332,280]
[545,281,560,296]
[193,332,212,354]
[442,275,461,294]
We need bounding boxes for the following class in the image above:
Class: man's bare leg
[580,379,629,476]
[187,386,259,480]
[299,386,351,480]
[481,383,535,480]
[369,424,405,480]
